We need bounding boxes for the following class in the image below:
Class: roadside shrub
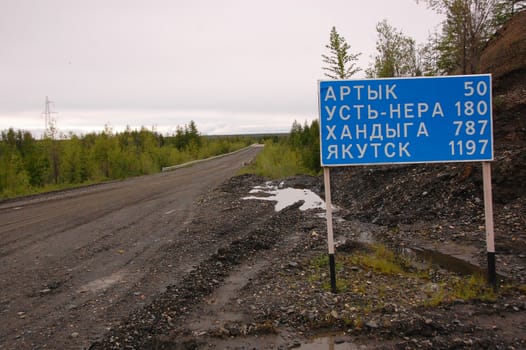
[240,140,310,179]
[241,120,321,178]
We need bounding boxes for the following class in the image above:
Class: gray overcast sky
[0,0,443,135]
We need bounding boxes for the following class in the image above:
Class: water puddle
[344,222,492,278]
[187,263,264,333]
[77,270,126,293]
[245,182,492,278]
[243,182,333,212]
[297,335,360,349]
[357,230,376,244]
[402,246,488,276]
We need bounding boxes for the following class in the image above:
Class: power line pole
[42,96,57,139]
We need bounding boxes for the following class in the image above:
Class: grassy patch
[451,274,496,302]
[239,140,317,179]
[303,244,498,311]
[305,246,417,295]
[274,243,511,334]
[352,244,412,275]
[422,274,496,306]
[307,254,349,292]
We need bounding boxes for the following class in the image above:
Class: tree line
[0,122,252,199]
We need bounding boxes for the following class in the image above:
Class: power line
[42,96,58,138]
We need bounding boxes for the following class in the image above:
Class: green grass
[288,243,507,335]
[307,254,349,292]
[452,274,496,301]
[422,274,496,306]
[305,244,498,309]
[305,245,417,294]
[349,244,413,275]
[239,140,316,179]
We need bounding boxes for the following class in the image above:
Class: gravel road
[0,145,261,350]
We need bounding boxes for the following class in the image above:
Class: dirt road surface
[0,146,261,350]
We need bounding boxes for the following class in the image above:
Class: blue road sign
[318,75,493,166]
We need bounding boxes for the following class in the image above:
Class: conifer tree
[322,26,361,79]
[366,20,421,78]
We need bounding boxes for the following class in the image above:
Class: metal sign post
[323,167,337,293]
[482,162,497,288]
[318,75,496,287]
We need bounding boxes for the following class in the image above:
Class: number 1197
[449,139,488,156]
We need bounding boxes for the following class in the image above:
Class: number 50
[464,81,488,96]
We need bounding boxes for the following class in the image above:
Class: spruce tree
[322,26,361,79]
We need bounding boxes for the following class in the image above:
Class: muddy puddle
[402,246,483,275]
[345,221,494,279]
[247,181,497,280]
[297,334,361,349]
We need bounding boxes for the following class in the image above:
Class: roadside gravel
[90,172,526,349]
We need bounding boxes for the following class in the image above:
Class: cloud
[0,108,311,136]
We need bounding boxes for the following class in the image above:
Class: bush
[241,120,321,179]
[240,140,310,179]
